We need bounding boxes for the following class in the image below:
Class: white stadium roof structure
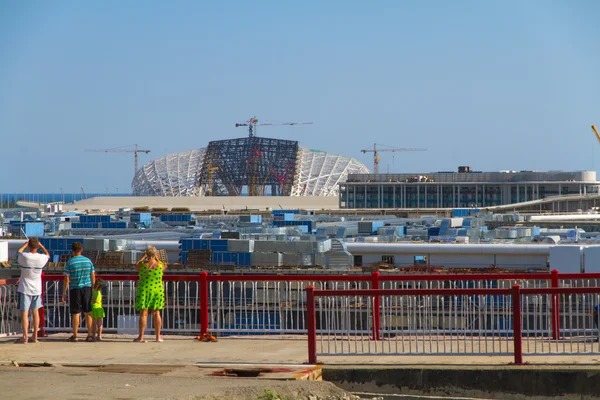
[132,147,369,197]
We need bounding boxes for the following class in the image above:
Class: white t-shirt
[17,252,49,296]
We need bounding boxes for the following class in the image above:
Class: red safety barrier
[37,270,600,340]
[306,286,317,364]
[306,284,600,365]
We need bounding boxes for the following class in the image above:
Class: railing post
[550,269,560,340]
[511,283,523,365]
[371,271,381,340]
[200,272,209,336]
[38,273,47,337]
[306,286,317,364]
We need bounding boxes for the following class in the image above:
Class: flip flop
[68,335,78,342]
[14,338,27,344]
[132,338,145,343]
[85,336,95,342]
[156,338,164,342]
[30,338,39,343]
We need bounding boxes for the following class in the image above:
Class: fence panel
[521,292,600,355]
[0,279,21,337]
[208,278,371,335]
[42,277,202,335]
[315,291,515,356]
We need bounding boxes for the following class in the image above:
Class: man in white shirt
[16,238,50,343]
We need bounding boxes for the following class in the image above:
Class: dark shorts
[69,287,92,314]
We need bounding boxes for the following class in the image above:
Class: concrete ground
[2,334,600,400]
[2,333,598,366]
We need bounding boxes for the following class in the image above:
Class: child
[90,279,105,341]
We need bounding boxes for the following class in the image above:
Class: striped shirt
[64,255,95,289]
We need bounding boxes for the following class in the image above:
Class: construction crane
[206,166,219,196]
[84,144,151,176]
[235,116,313,138]
[592,125,600,143]
[361,143,427,174]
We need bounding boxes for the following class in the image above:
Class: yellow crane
[592,125,600,143]
[206,166,219,196]
[361,143,427,174]
[85,144,151,177]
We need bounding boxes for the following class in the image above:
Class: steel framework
[197,137,299,196]
[131,143,369,197]
[291,149,370,196]
[131,149,205,196]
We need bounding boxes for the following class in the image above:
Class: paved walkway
[2,333,600,366]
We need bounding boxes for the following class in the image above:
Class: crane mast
[233,116,312,196]
[84,144,151,177]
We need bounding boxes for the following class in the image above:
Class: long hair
[93,278,104,291]
[145,245,158,260]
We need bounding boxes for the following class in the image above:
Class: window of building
[353,255,363,267]
[414,255,426,265]
[382,255,395,264]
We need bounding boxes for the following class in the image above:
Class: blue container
[428,227,440,237]
[452,208,470,217]
[238,252,251,267]
[273,209,300,215]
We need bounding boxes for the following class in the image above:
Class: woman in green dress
[134,245,166,342]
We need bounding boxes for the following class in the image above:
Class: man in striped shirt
[62,242,95,342]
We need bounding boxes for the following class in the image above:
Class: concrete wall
[52,196,339,212]
[323,367,600,400]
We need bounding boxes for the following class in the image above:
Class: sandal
[68,335,78,342]
[132,337,145,343]
[14,337,27,344]
[85,336,95,342]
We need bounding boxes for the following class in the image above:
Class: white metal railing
[316,293,516,356]
[0,280,21,337]
[209,280,371,335]
[42,280,202,334]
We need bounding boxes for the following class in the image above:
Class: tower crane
[361,143,427,174]
[592,125,600,143]
[235,116,313,138]
[84,144,151,177]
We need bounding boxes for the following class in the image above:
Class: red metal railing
[30,270,600,338]
[305,284,600,365]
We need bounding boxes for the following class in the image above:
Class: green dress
[91,290,105,319]
[135,261,165,311]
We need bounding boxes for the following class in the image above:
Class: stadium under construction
[132,118,369,197]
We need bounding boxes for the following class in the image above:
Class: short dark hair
[72,242,83,253]
[28,238,40,250]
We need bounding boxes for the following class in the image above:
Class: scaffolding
[197,137,300,196]
[131,144,370,197]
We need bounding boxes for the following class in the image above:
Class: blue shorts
[17,292,43,311]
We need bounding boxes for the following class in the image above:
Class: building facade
[338,170,600,209]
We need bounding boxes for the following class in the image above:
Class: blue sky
[1,0,599,193]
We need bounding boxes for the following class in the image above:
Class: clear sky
[1,0,599,193]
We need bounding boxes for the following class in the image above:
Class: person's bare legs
[71,313,80,339]
[95,319,103,340]
[136,309,148,341]
[20,311,29,342]
[89,317,96,339]
[152,310,162,341]
[84,312,93,339]
[31,309,40,342]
